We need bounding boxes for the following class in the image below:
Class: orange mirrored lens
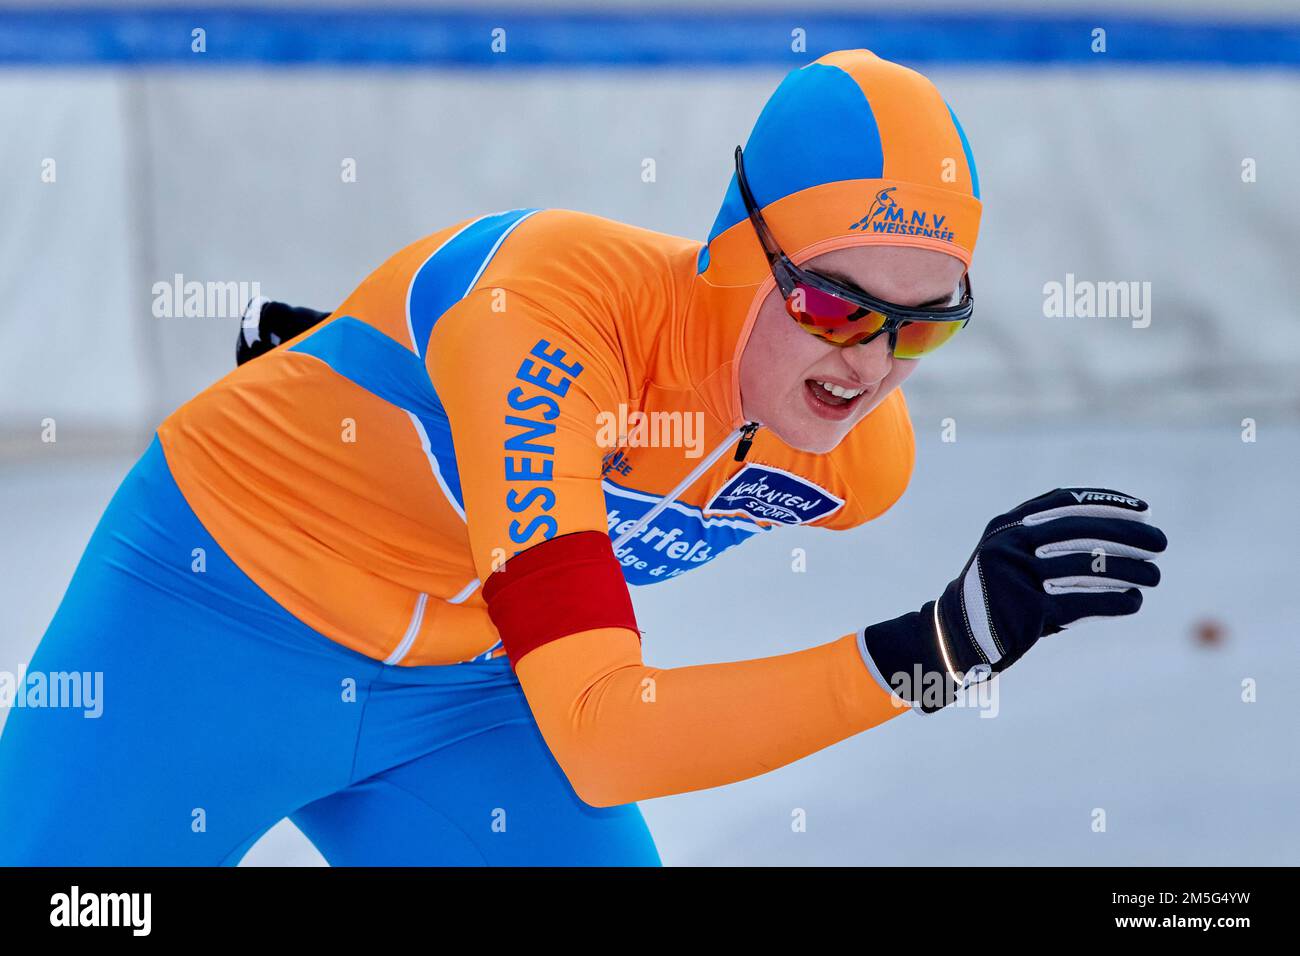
[785,282,966,355]
[893,319,964,358]
[786,284,888,345]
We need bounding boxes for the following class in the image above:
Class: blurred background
[1,0,1297,865]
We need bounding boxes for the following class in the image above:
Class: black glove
[861,488,1167,713]
[236,297,331,366]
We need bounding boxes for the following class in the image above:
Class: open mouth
[804,379,870,420]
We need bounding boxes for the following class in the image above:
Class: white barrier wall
[2,66,1298,450]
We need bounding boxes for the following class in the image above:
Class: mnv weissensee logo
[849,187,955,243]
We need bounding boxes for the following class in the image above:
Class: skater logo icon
[862,187,899,227]
[706,464,844,526]
[849,187,955,244]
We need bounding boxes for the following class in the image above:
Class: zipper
[611,422,759,550]
[734,421,761,462]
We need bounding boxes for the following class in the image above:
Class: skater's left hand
[933,487,1167,682]
[859,487,1167,712]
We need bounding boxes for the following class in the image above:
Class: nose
[838,334,894,385]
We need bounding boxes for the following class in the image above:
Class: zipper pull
[734,422,761,462]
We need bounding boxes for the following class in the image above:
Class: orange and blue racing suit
[0,50,980,864]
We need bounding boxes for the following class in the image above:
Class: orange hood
[682,49,983,429]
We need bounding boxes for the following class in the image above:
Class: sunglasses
[734,146,973,358]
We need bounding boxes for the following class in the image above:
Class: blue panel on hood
[706,63,884,247]
[946,102,981,200]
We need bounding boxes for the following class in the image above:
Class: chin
[766,419,851,455]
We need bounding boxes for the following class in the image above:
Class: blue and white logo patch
[705,464,844,526]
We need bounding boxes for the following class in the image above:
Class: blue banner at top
[0,8,1297,69]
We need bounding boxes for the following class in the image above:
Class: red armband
[483,531,639,667]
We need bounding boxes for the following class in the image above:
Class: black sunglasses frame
[734,145,973,349]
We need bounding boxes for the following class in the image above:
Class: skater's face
[739,245,966,454]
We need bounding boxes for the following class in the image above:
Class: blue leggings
[0,438,659,866]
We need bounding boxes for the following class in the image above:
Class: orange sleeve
[516,627,910,808]
[430,290,908,807]
[425,289,625,581]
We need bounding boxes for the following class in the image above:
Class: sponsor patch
[705,464,844,526]
[1068,490,1143,509]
